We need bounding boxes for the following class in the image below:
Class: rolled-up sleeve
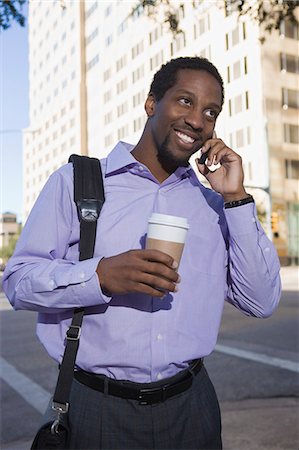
[224,202,281,317]
[2,165,111,313]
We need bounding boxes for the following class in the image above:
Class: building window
[233,60,241,79]
[105,34,113,47]
[170,32,186,56]
[280,20,299,40]
[104,111,113,125]
[132,41,144,59]
[117,101,128,117]
[227,66,230,83]
[105,133,113,147]
[245,91,249,109]
[280,53,299,74]
[104,90,112,103]
[285,160,299,179]
[105,4,112,17]
[232,26,239,46]
[116,55,127,72]
[132,65,144,83]
[282,88,299,109]
[86,1,98,20]
[236,129,244,147]
[118,18,128,35]
[116,78,127,94]
[87,54,99,71]
[104,68,111,82]
[150,51,164,71]
[133,90,145,108]
[133,116,145,132]
[284,124,299,144]
[117,125,128,140]
[244,56,248,74]
[234,94,242,114]
[149,25,163,45]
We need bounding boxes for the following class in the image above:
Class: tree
[131,0,299,39]
[0,0,27,30]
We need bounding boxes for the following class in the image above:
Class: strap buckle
[66,325,81,341]
[138,385,168,405]
[52,401,69,414]
[51,402,69,435]
[77,199,103,222]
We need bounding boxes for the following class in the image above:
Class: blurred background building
[23,0,298,264]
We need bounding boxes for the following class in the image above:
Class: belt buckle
[138,385,168,405]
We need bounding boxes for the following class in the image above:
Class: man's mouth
[174,130,196,145]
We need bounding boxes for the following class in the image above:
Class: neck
[132,128,177,183]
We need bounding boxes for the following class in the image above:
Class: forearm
[3,256,111,313]
[225,203,281,317]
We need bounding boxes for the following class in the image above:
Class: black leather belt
[74,358,203,405]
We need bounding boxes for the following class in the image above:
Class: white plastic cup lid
[148,213,189,230]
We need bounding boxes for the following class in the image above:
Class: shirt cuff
[224,202,260,237]
[73,257,112,305]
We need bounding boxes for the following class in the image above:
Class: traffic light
[271,212,279,238]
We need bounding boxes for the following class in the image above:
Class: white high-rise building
[24,1,299,263]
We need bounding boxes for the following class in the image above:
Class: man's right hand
[96,250,180,298]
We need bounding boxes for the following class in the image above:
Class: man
[3,57,281,449]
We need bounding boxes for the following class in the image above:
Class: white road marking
[0,344,297,418]
[0,356,51,413]
[215,344,299,373]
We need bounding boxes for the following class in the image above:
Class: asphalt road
[0,271,298,449]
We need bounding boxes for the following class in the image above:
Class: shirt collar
[105,140,193,180]
[106,141,137,175]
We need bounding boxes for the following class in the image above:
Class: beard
[157,134,190,173]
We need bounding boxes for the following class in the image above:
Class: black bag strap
[52,154,104,417]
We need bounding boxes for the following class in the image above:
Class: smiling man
[3,57,281,449]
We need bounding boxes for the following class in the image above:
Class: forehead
[167,69,222,103]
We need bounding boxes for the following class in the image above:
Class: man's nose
[184,109,204,130]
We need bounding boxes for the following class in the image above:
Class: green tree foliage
[0,0,27,30]
[131,0,299,39]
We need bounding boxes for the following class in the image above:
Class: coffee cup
[146,213,189,267]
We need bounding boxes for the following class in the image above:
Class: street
[1,267,298,450]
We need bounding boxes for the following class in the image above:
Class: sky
[0,3,29,222]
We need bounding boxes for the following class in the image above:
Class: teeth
[175,131,195,144]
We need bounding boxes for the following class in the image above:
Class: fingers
[196,132,239,172]
[96,250,181,298]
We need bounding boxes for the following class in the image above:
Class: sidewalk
[280,265,299,291]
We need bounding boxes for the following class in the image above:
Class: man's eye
[179,98,191,106]
[206,110,217,119]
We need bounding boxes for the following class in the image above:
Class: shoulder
[189,168,224,214]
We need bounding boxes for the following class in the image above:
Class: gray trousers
[68,366,222,450]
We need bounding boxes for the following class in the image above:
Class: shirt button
[79,272,85,279]
[252,217,256,223]
[157,373,163,380]
[264,247,270,252]
[138,166,144,171]
[157,334,163,341]
[81,282,86,287]
[48,280,55,288]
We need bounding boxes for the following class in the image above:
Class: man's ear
[145,93,156,117]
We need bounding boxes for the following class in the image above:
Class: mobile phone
[198,150,208,165]
[197,131,214,164]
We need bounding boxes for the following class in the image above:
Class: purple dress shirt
[3,142,281,382]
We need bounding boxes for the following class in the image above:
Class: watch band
[224,195,254,209]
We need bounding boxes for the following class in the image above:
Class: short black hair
[149,56,224,107]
